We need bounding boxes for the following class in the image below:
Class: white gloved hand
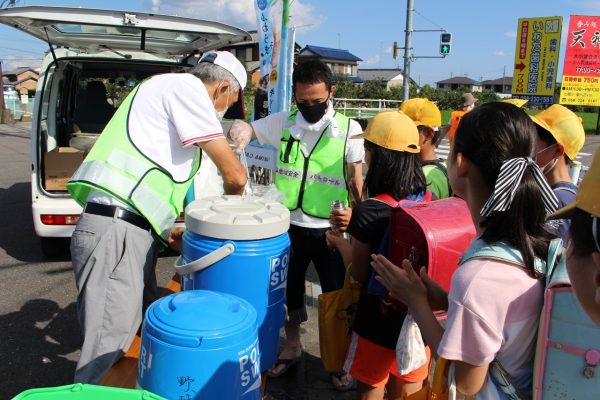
[228,119,254,152]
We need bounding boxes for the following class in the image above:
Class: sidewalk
[153,259,354,400]
[265,280,355,400]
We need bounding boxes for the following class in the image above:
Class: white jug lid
[184,195,290,240]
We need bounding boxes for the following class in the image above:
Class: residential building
[355,68,420,88]
[4,67,39,93]
[297,45,362,80]
[481,76,512,95]
[357,68,404,89]
[436,76,482,92]
[219,30,301,87]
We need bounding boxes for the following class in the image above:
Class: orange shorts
[343,332,431,387]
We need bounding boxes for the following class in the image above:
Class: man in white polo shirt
[67,51,248,384]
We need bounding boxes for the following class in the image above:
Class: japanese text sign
[512,17,562,106]
[559,15,600,107]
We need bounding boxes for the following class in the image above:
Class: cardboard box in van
[44,147,85,191]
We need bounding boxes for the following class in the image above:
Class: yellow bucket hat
[351,110,420,153]
[530,104,585,160]
[400,98,442,127]
[501,98,528,108]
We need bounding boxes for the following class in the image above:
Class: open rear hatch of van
[0,6,251,56]
[0,6,250,195]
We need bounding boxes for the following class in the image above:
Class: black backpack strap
[422,160,448,177]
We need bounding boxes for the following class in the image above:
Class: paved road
[0,122,350,400]
[435,135,600,177]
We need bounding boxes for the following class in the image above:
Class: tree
[358,79,387,99]
[332,74,358,99]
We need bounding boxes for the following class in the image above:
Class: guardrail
[333,98,402,118]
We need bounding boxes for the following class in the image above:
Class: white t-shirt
[251,106,364,228]
[438,258,544,395]
[88,73,223,209]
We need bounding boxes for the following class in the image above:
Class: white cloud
[359,55,381,66]
[494,51,507,57]
[504,31,517,38]
[383,46,393,54]
[143,0,323,31]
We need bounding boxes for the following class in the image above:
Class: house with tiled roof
[436,76,481,92]
[357,68,416,89]
[481,76,512,95]
[297,45,362,81]
[4,67,39,92]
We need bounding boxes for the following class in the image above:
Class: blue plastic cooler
[137,290,260,400]
[175,195,290,372]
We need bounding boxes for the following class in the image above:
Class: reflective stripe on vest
[67,82,200,242]
[274,111,350,218]
[275,167,347,188]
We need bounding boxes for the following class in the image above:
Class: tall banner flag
[271,1,294,113]
[511,17,562,106]
[559,15,600,107]
[253,0,293,119]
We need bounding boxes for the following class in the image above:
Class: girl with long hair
[371,102,558,398]
[327,110,431,399]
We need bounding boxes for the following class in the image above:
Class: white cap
[199,51,247,90]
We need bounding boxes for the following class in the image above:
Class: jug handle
[173,243,235,275]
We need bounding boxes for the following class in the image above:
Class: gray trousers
[70,211,160,384]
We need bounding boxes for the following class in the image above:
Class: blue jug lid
[184,195,290,240]
[145,290,257,348]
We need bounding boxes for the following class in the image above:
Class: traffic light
[440,32,452,55]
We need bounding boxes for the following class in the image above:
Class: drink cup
[570,161,582,185]
[330,200,347,230]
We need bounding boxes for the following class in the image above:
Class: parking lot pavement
[264,281,356,400]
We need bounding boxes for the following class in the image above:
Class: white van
[0,6,249,256]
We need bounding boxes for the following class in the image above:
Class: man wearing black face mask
[229,59,364,386]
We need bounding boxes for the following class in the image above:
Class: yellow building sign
[512,17,562,106]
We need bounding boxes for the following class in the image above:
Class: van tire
[40,237,70,258]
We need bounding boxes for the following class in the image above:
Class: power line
[412,8,445,30]
[0,46,43,55]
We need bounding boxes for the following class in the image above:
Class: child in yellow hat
[531,104,586,243]
[549,150,600,325]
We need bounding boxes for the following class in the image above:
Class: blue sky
[1,0,600,86]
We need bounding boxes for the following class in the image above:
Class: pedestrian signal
[440,32,452,55]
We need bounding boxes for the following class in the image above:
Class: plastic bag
[396,313,428,375]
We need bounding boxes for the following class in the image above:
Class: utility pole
[402,0,414,101]
[0,61,5,112]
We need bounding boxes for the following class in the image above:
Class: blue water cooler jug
[175,195,290,373]
[137,290,261,400]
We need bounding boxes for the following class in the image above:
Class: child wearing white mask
[531,104,585,244]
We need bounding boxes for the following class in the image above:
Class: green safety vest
[67,83,201,243]
[275,111,350,218]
